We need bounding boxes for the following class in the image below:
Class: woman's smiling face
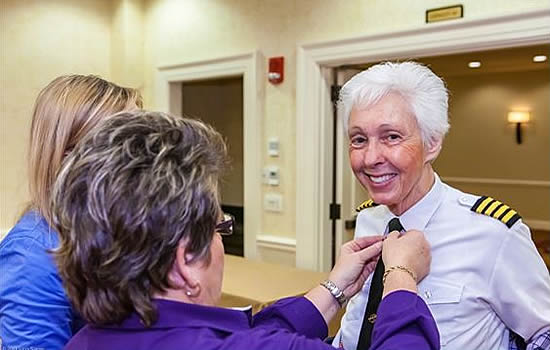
[348,92,436,215]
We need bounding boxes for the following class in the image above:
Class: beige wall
[111,0,146,89]
[0,0,145,234]
[434,69,550,221]
[141,0,550,242]
[0,0,114,233]
[180,78,244,207]
[2,0,549,244]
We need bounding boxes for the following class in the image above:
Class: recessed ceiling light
[468,61,481,68]
[533,55,547,63]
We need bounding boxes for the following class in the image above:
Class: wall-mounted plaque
[426,5,463,23]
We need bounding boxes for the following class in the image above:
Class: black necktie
[356,217,404,350]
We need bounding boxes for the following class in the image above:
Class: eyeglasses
[215,213,235,236]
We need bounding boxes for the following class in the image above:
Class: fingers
[356,240,383,262]
[360,260,378,282]
[356,262,376,286]
[406,230,426,241]
[384,230,400,241]
[382,231,400,251]
[365,260,377,275]
[347,260,379,296]
[348,235,384,250]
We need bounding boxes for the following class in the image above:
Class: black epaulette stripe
[356,200,371,212]
[492,205,509,220]
[497,207,512,220]
[471,196,522,228]
[488,202,505,216]
[481,198,497,215]
[471,195,489,213]
[505,213,521,228]
[356,199,377,212]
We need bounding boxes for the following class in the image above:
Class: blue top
[65,290,439,350]
[0,211,84,350]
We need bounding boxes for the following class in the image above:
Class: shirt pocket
[418,276,464,346]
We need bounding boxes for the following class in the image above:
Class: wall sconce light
[507,111,530,144]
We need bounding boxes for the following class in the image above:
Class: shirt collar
[93,299,253,333]
[394,173,445,232]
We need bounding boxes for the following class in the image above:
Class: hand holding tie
[382,230,431,285]
[328,235,384,299]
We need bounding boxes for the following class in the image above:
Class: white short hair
[339,61,450,147]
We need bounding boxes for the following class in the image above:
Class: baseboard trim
[256,234,297,253]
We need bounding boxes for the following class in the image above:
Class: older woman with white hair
[333,61,550,350]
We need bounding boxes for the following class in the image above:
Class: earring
[185,282,201,298]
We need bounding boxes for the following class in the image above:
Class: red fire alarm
[268,56,284,84]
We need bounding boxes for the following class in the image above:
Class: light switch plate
[268,137,280,157]
[264,193,283,212]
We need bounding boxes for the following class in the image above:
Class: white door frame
[296,9,550,271]
[155,52,265,260]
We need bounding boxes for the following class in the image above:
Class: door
[179,77,245,256]
[333,67,368,256]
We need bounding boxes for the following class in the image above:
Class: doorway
[295,10,550,271]
[179,77,245,256]
[332,45,550,263]
[155,52,264,260]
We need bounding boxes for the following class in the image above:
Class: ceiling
[346,44,550,77]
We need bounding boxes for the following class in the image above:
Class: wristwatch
[320,280,347,307]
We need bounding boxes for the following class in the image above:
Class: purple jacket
[64,290,439,350]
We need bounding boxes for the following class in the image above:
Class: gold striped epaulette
[356,199,379,212]
[470,196,521,228]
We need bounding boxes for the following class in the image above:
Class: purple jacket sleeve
[211,296,332,350]
[371,290,440,350]
[248,292,439,350]
[252,296,328,340]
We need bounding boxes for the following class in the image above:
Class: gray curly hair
[51,110,228,327]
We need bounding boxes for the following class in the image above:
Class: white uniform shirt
[333,174,550,350]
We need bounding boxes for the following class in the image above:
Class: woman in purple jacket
[51,110,439,350]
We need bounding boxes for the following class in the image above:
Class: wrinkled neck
[388,165,435,216]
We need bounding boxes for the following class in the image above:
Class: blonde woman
[0,75,142,350]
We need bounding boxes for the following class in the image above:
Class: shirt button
[459,196,472,206]
[424,291,432,299]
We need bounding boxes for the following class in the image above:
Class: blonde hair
[28,75,142,224]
